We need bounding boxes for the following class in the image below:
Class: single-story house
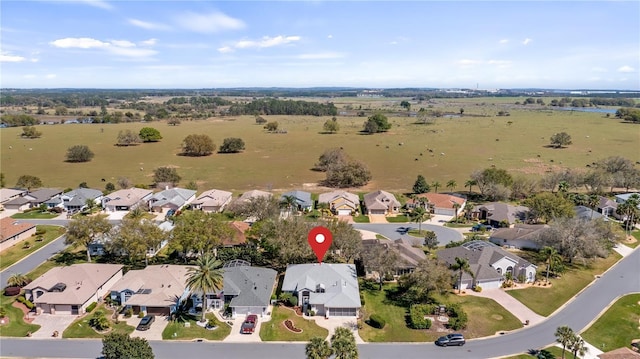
[407,192,467,217]
[597,196,620,219]
[148,187,196,213]
[0,188,27,207]
[110,264,192,316]
[280,190,313,212]
[597,347,640,359]
[88,220,173,257]
[238,190,272,203]
[489,224,548,250]
[281,263,361,318]
[471,202,530,228]
[363,190,401,215]
[60,188,103,213]
[615,192,640,206]
[203,263,277,318]
[437,240,537,290]
[362,238,426,276]
[224,221,250,247]
[102,188,153,212]
[3,188,63,211]
[575,206,608,221]
[0,217,37,252]
[191,189,233,213]
[318,190,360,216]
[24,263,123,315]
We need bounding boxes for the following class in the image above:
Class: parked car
[241,314,258,334]
[435,333,466,346]
[471,224,493,232]
[136,315,155,331]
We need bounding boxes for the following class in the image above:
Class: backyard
[259,305,328,342]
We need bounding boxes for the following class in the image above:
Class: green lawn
[162,313,231,341]
[359,283,522,342]
[259,305,328,341]
[63,305,135,338]
[507,252,622,316]
[501,346,568,359]
[582,293,640,352]
[10,211,59,219]
[0,296,41,337]
[0,225,66,271]
[386,215,408,223]
[627,230,640,249]
[352,215,370,223]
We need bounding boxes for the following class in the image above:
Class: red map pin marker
[308,226,333,264]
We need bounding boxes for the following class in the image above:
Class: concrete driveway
[368,215,388,223]
[29,314,78,339]
[223,313,264,342]
[310,316,364,343]
[123,315,170,341]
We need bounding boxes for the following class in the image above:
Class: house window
[506,266,513,275]
[496,268,502,275]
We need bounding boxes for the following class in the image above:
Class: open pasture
[1,102,637,194]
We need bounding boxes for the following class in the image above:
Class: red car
[241,314,258,334]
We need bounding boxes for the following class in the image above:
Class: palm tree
[316,202,330,218]
[464,203,474,220]
[446,180,457,192]
[6,273,30,287]
[569,335,588,359]
[617,194,640,235]
[555,325,575,359]
[452,202,461,222]
[280,194,298,218]
[465,179,477,195]
[185,253,224,323]
[432,181,441,193]
[588,194,599,220]
[331,327,359,359]
[540,246,562,283]
[451,257,474,293]
[410,206,428,233]
[306,337,333,359]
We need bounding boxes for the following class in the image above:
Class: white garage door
[337,209,351,216]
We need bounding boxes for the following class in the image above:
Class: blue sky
[1,1,638,89]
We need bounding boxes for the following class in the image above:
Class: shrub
[359,294,365,306]
[279,293,292,306]
[207,318,217,328]
[447,304,468,330]
[4,286,21,296]
[138,311,146,318]
[89,310,110,331]
[86,302,97,313]
[17,296,35,309]
[35,228,46,235]
[369,314,386,329]
[124,308,133,318]
[409,304,434,329]
[289,295,298,307]
[473,286,482,293]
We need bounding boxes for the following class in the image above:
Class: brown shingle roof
[0,217,36,242]
[415,193,466,209]
[598,347,640,359]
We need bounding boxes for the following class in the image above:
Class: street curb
[0,228,66,276]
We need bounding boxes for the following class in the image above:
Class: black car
[435,333,465,346]
[136,315,155,331]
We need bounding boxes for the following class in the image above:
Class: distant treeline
[226,98,338,116]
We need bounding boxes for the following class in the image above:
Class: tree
[280,194,298,216]
[569,335,588,359]
[65,214,112,262]
[325,160,372,188]
[362,119,379,134]
[21,126,42,139]
[452,202,461,222]
[0,172,5,187]
[102,332,155,359]
[182,134,215,156]
[105,182,116,192]
[306,337,333,359]
[540,246,563,282]
[117,177,132,189]
[451,257,473,293]
[109,218,168,266]
[170,210,233,257]
[153,166,181,186]
[550,132,572,148]
[254,217,316,270]
[323,117,339,133]
[16,175,42,190]
[315,148,351,172]
[523,192,575,223]
[431,181,441,193]
[362,243,399,290]
[409,206,429,233]
[412,175,430,194]
[363,113,390,133]
[219,137,245,153]
[89,310,110,331]
[471,168,514,197]
[185,253,224,322]
[446,180,457,192]
[227,196,280,223]
[65,145,95,163]
[331,327,359,359]
[255,116,267,125]
[326,219,364,263]
[264,121,279,132]
[555,326,575,359]
[400,257,452,303]
[139,127,162,142]
[116,129,141,146]
[400,100,411,111]
[617,194,640,234]
[423,231,439,250]
[465,179,476,195]
[167,118,181,126]
[6,273,30,287]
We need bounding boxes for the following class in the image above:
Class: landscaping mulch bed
[12,301,34,323]
[283,320,302,333]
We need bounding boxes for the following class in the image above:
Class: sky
[1,1,639,90]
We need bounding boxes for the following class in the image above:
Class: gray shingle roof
[149,188,196,209]
[282,263,361,309]
[281,190,313,208]
[222,266,277,308]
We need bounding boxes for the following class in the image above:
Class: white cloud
[297,52,344,60]
[217,46,234,54]
[50,37,110,49]
[76,0,113,10]
[110,40,135,48]
[107,47,157,58]
[0,53,26,62]
[220,35,301,53]
[499,39,509,44]
[175,11,245,33]
[327,34,333,39]
[618,65,636,73]
[128,19,170,31]
[140,38,157,46]
[522,38,532,45]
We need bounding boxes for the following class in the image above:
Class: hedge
[409,304,434,329]
[86,302,97,313]
[17,296,35,309]
[369,314,386,329]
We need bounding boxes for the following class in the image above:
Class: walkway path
[465,288,545,327]
[613,243,634,257]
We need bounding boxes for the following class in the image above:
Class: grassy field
[63,305,135,338]
[0,295,41,337]
[10,211,59,219]
[507,252,622,316]
[0,225,66,271]
[162,313,231,341]
[259,305,328,341]
[1,100,637,194]
[359,283,522,342]
[501,346,568,359]
[581,293,640,352]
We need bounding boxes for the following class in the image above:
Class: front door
[71,305,79,315]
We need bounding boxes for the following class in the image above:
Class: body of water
[555,107,617,114]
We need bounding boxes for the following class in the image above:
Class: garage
[337,209,352,216]
[146,306,170,316]
[328,307,357,317]
[53,304,72,315]
[369,209,386,215]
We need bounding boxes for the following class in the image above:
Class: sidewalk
[554,341,603,359]
[612,243,634,257]
[465,289,545,328]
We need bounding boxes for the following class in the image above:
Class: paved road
[0,234,67,288]
[353,223,463,246]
